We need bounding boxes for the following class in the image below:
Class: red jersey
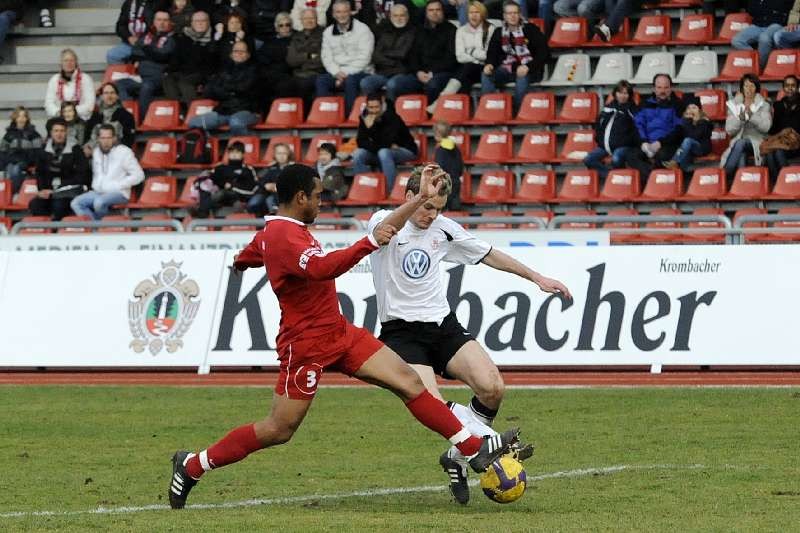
[234,215,379,350]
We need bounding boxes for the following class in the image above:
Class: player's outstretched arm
[481,248,573,300]
[372,163,445,241]
[232,237,264,272]
[292,227,395,281]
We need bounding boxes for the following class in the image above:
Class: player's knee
[256,419,299,445]
[477,374,505,405]
[396,366,426,401]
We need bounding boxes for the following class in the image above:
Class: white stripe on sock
[199,450,212,471]
[448,427,472,446]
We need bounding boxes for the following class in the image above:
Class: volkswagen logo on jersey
[402,249,431,279]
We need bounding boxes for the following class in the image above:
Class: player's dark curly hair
[405,165,453,197]
[277,164,318,205]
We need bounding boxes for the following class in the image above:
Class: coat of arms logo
[128,260,201,355]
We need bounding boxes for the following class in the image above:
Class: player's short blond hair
[405,165,453,198]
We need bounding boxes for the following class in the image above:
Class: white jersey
[367,210,492,324]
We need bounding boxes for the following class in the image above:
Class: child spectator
[192,141,259,217]
[432,120,463,210]
[316,142,347,201]
[662,96,712,172]
[0,106,43,193]
[250,142,294,214]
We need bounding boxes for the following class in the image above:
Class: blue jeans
[671,138,706,172]
[116,77,160,121]
[106,43,133,64]
[4,162,27,193]
[70,190,128,220]
[537,0,551,26]
[315,72,368,115]
[553,0,604,20]
[481,67,530,109]
[774,28,800,48]
[766,149,793,183]
[386,72,453,103]
[731,24,783,70]
[360,74,390,98]
[583,146,630,180]
[188,110,258,136]
[604,0,640,34]
[352,147,416,192]
[723,138,753,182]
[0,10,17,48]
[246,193,278,215]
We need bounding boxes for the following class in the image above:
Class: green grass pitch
[1,385,798,532]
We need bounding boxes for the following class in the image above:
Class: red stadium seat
[57,215,92,234]
[733,207,769,242]
[714,50,759,82]
[585,18,630,47]
[560,208,598,229]
[222,136,261,165]
[627,15,671,46]
[448,131,471,160]
[337,172,387,205]
[467,130,513,163]
[474,210,513,229]
[473,170,514,204]
[5,179,39,211]
[508,170,556,203]
[127,176,177,208]
[139,99,181,131]
[410,133,428,164]
[556,129,596,162]
[0,179,11,209]
[122,100,139,128]
[183,99,218,129]
[696,89,726,121]
[520,209,551,228]
[172,135,219,170]
[380,171,412,206]
[169,176,200,208]
[0,216,9,230]
[553,92,598,124]
[762,49,800,80]
[766,166,800,199]
[138,214,175,232]
[528,18,545,33]
[638,168,683,201]
[98,214,133,233]
[140,137,177,169]
[467,93,513,125]
[669,14,713,45]
[222,213,260,232]
[747,206,800,243]
[597,168,640,201]
[708,128,728,159]
[604,207,639,244]
[556,170,599,202]
[680,167,726,200]
[722,166,769,200]
[683,207,726,244]
[711,12,752,45]
[103,64,137,84]
[394,94,428,126]
[303,134,343,164]
[548,17,588,48]
[458,171,473,204]
[511,131,556,163]
[637,207,682,243]
[304,96,345,127]
[262,135,301,165]
[311,212,342,230]
[430,94,471,124]
[17,215,51,234]
[345,96,367,126]
[511,92,556,124]
[257,97,304,129]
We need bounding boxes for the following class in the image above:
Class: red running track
[1,371,799,387]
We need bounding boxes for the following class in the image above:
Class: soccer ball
[479,455,527,504]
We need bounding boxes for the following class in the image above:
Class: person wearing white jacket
[70,124,144,220]
[454,2,495,94]
[44,49,95,121]
[316,0,374,114]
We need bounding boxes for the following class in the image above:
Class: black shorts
[379,312,475,378]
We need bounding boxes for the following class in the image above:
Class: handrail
[549,214,733,229]
[734,214,800,227]
[9,219,184,235]
[185,217,365,231]
[450,216,549,229]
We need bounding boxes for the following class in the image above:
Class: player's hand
[231,253,244,276]
[418,164,447,200]
[534,275,573,300]
[374,223,397,245]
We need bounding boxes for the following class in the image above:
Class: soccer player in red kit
[168,164,520,509]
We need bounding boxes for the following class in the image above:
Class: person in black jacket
[765,75,800,182]
[107,0,165,64]
[385,0,457,104]
[0,106,43,193]
[352,92,418,191]
[583,80,640,181]
[163,10,218,110]
[255,11,294,110]
[481,0,548,110]
[359,4,416,101]
[281,8,324,113]
[84,82,137,154]
[188,40,260,135]
[30,119,90,220]
[192,141,259,217]
[661,96,712,172]
[213,8,256,61]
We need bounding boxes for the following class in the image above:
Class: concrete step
[8,33,117,48]
[11,26,116,37]
[0,82,48,109]
[0,65,106,84]
[54,8,118,28]
[15,44,110,65]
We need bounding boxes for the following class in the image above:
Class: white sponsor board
[0,245,797,369]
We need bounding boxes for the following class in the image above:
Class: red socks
[185,423,262,479]
[405,390,483,457]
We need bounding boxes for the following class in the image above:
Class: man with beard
[765,75,800,183]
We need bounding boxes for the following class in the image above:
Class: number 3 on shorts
[293,363,323,395]
[306,370,317,389]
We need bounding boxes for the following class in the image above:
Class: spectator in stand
[316,142,347,202]
[250,142,294,214]
[593,0,642,43]
[44,49,95,122]
[45,102,88,146]
[359,0,413,30]
[661,97,712,173]
[583,79,640,181]
[214,10,255,62]
[116,10,176,121]
[283,8,325,112]
[626,73,684,177]
[454,1,495,99]
[764,75,800,183]
[432,119,463,210]
[731,0,793,70]
[30,118,90,221]
[168,0,196,33]
[85,82,137,154]
[353,92,418,191]
[359,4,416,100]
[0,106,42,193]
[107,0,162,64]
[318,0,375,114]
[192,141,259,217]
[721,73,772,184]
[390,0,457,112]
[163,10,217,112]
[255,11,294,109]
[189,40,260,135]
[553,0,605,34]
[482,0,548,110]
[211,0,251,26]
[772,4,800,49]
[249,0,292,44]
[290,0,330,29]
[71,125,144,220]
[0,1,22,64]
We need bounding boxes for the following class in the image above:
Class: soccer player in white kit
[368,164,572,504]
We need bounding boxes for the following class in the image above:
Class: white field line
[0,463,714,519]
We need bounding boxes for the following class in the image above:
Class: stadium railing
[9,218,184,234]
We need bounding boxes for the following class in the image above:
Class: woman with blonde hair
[0,106,43,192]
[453,1,495,94]
[44,48,95,121]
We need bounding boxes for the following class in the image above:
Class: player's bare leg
[409,363,444,400]
[446,340,505,420]
[353,345,520,473]
[169,395,313,509]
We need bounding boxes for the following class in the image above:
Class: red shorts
[275,322,383,399]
